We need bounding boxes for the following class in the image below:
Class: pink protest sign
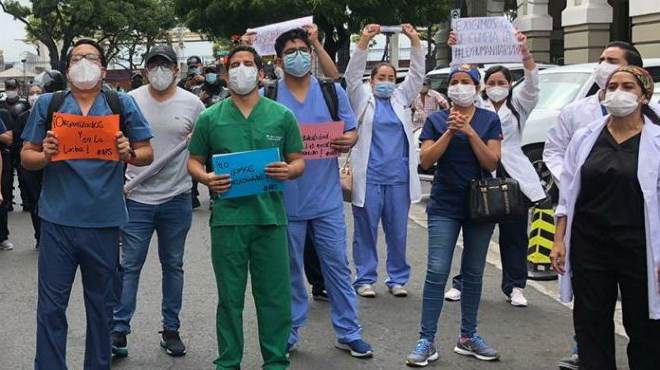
[300,121,344,160]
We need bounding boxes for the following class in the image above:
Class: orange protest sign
[51,112,120,162]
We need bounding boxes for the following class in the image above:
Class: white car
[518,59,660,201]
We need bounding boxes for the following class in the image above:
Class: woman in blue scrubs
[344,24,423,298]
[405,65,503,367]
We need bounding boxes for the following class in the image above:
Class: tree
[101,0,177,71]
[173,0,452,72]
[0,0,177,72]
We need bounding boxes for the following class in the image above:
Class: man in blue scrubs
[21,39,153,370]
[271,28,373,358]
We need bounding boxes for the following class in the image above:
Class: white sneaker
[0,240,14,251]
[507,287,528,307]
[356,284,376,298]
[388,284,408,297]
[444,288,461,302]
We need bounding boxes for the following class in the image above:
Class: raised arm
[395,24,425,106]
[512,31,539,118]
[344,24,380,113]
[305,24,339,80]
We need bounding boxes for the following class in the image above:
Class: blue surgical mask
[283,50,312,77]
[206,73,218,84]
[373,81,396,98]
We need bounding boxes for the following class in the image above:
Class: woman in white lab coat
[444,31,545,307]
[551,66,660,370]
[344,24,423,298]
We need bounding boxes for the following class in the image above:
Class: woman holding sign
[344,24,423,299]
[444,30,545,308]
[407,65,502,366]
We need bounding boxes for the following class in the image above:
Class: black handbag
[468,166,527,223]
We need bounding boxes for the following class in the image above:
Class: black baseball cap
[4,79,18,89]
[145,45,178,65]
[187,56,201,66]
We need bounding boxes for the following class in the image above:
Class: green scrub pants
[211,225,291,370]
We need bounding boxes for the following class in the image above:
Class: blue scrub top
[420,108,502,220]
[367,97,409,185]
[275,77,357,221]
[22,91,153,228]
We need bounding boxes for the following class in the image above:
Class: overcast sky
[0,0,34,63]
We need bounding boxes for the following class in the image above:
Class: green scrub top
[188,97,304,226]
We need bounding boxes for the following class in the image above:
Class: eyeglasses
[283,47,310,55]
[70,53,101,63]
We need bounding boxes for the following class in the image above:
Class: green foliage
[174,0,452,39]
[0,0,177,71]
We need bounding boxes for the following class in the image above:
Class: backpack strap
[263,80,278,101]
[103,89,127,136]
[318,78,340,122]
[45,91,67,132]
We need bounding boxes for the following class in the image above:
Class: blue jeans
[35,220,119,370]
[420,215,495,341]
[452,210,529,296]
[113,192,192,334]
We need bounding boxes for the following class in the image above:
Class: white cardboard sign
[246,16,314,56]
[450,16,521,65]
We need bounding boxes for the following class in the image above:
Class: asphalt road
[0,189,630,370]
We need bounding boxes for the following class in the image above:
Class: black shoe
[558,353,579,370]
[160,329,186,357]
[111,332,128,358]
[312,288,329,302]
[192,197,201,209]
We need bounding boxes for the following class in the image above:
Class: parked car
[654,82,660,103]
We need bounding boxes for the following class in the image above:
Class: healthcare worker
[21,39,153,370]
[344,23,423,298]
[268,27,373,358]
[406,65,502,367]
[551,65,660,370]
[188,45,305,370]
[542,40,645,370]
[544,41,644,185]
[444,31,543,307]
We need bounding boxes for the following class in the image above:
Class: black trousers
[20,168,42,243]
[0,149,12,241]
[497,209,529,295]
[303,229,325,292]
[571,223,660,370]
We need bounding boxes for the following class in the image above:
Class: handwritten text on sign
[246,16,313,56]
[451,17,521,65]
[212,148,284,200]
[51,112,120,162]
[300,121,344,160]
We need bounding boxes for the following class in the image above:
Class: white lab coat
[344,46,423,207]
[478,68,545,202]
[543,94,604,185]
[556,116,660,320]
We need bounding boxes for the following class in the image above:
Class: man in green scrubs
[187,46,304,370]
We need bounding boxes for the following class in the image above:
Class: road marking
[408,203,627,338]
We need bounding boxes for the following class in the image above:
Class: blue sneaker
[453,335,499,361]
[406,339,439,367]
[335,339,373,358]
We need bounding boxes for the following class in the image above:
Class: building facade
[436,0,660,66]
